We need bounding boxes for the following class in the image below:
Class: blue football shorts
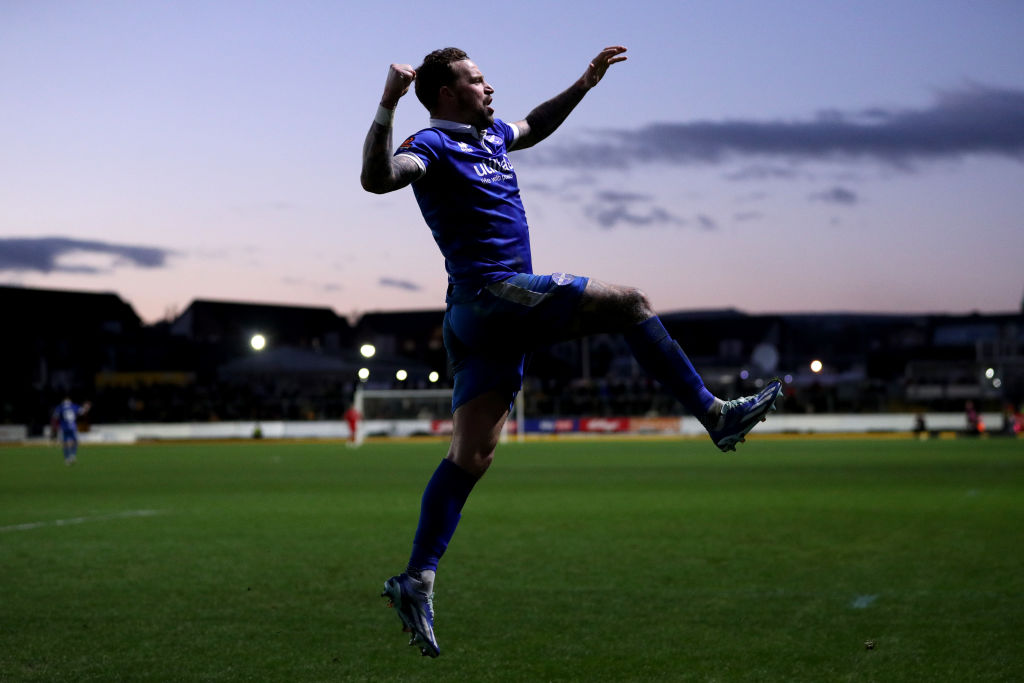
[443,272,590,412]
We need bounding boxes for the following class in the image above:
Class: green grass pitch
[1,436,1022,681]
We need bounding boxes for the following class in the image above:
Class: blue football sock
[408,458,479,572]
[624,316,716,417]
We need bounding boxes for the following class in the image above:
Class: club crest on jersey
[484,134,501,146]
[551,272,575,286]
[457,141,472,152]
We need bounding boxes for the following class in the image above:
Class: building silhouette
[2,285,1021,432]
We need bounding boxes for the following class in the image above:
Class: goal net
[352,387,524,443]
[355,388,453,421]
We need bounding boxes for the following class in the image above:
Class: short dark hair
[414,47,469,113]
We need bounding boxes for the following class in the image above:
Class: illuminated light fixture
[357,368,370,381]
[428,371,440,383]
[359,344,376,358]
[810,360,823,373]
[985,368,995,379]
[396,369,408,381]
[250,334,267,351]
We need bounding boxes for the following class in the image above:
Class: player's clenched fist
[381,63,416,109]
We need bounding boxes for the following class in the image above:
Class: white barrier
[679,412,996,435]
[0,425,28,442]
[77,419,434,443]
[54,412,1004,443]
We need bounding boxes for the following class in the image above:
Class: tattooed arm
[510,46,627,151]
[361,63,425,194]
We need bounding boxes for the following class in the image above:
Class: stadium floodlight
[810,360,823,373]
[428,371,440,383]
[396,369,408,381]
[358,367,370,381]
[360,344,376,358]
[993,378,1003,389]
[985,368,996,379]
[250,334,267,351]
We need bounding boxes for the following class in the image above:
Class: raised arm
[510,46,627,151]
[361,63,426,194]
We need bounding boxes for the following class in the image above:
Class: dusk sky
[2,1,1023,323]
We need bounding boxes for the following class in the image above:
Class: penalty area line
[0,509,166,533]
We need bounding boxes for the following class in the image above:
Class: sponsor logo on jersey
[399,136,415,150]
[473,155,515,177]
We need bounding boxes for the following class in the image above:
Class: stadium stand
[2,285,1022,435]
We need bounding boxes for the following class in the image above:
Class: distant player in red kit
[345,405,362,446]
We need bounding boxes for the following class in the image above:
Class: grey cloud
[594,190,653,202]
[810,187,859,205]
[534,84,1024,168]
[0,237,173,274]
[724,165,805,181]
[520,182,557,193]
[520,175,597,202]
[584,190,685,229]
[379,277,422,291]
[734,211,764,222]
[585,204,685,229]
[696,214,717,231]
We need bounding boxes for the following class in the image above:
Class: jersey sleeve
[492,118,519,147]
[394,129,442,176]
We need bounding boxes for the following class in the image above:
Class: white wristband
[374,104,395,127]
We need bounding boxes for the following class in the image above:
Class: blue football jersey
[54,401,82,433]
[395,118,532,287]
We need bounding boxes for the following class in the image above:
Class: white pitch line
[851,594,879,609]
[0,509,165,533]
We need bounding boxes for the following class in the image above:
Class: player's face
[447,60,494,129]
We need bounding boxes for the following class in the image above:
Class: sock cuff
[438,457,480,486]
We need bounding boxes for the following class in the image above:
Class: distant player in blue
[361,46,782,657]
[51,398,90,465]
